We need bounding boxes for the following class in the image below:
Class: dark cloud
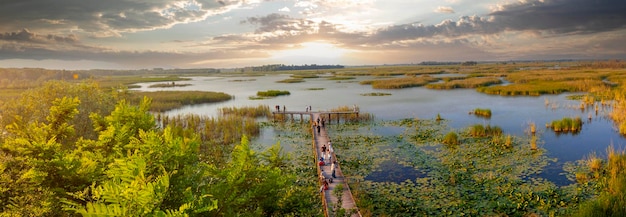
[0,38,268,68]
[0,29,79,44]
[490,0,626,34]
[367,0,626,44]
[0,0,239,36]
[242,13,317,33]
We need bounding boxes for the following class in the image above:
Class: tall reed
[472,108,492,118]
[328,105,373,122]
[547,117,583,132]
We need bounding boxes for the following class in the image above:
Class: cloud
[242,13,317,34]
[365,0,626,45]
[489,0,626,34]
[0,0,249,37]
[0,29,79,44]
[435,6,455,14]
[0,34,269,68]
[278,6,291,12]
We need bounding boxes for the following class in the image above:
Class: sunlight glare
[271,41,348,63]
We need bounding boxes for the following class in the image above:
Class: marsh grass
[547,117,583,133]
[362,75,439,89]
[468,124,502,137]
[471,108,492,118]
[159,113,260,164]
[426,77,502,89]
[148,82,192,88]
[97,75,192,88]
[442,131,459,146]
[327,76,355,80]
[291,74,319,79]
[528,121,537,134]
[572,146,626,216]
[228,79,256,82]
[360,92,392,96]
[218,105,270,118]
[329,105,373,122]
[257,90,290,97]
[276,78,304,83]
[477,72,608,96]
[305,87,325,90]
[129,90,232,112]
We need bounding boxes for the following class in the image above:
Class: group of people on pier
[274,105,286,112]
[313,116,326,133]
[319,139,337,192]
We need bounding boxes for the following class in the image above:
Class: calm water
[134,74,626,185]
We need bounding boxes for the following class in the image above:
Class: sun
[271,41,349,64]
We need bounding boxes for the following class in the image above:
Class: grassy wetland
[3,60,626,216]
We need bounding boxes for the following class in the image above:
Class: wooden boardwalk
[271,110,359,123]
[310,113,361,217]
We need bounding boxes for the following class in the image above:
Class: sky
[0,0,625,70]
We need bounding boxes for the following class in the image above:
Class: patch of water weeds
[330,118,589,216]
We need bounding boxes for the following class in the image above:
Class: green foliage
[206,136,293,216]
[2,82,305,216]
[0,80,118,142]
[64,156,173,216]
[256,90,291,97]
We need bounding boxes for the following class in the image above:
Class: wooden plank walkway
[311,113,361,217]
[271,110,359,123]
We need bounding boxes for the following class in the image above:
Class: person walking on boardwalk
[283,105,286,112]
[331,161,337,178]
[321,144,327,153]
[326,150,332,164]
[328,141,334,154]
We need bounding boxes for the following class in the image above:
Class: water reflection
[365,160,426,183]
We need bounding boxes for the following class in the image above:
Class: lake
[133,74,625,185]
